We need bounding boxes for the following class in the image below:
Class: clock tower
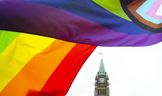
[94,59,109,96]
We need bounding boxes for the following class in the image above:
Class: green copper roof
[98,59,106,75]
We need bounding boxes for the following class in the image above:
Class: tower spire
[98,59,106,75]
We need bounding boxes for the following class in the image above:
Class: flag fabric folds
[1,0,162,46]
[0,30,96,96]
[1,0,162,96]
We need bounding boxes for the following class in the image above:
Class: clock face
[99,78,105,83]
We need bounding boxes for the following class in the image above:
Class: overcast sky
[67,42,162,96]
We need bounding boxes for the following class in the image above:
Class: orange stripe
[0,40,76,96]
[31,44,96,96]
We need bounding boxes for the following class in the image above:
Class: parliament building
[94,59,110,96]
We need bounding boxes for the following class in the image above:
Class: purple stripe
[0,1,162,46]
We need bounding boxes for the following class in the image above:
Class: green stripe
[0,30,20,54]
[93,0,131,21]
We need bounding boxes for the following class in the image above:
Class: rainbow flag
[0,30,96,96]
[1,0,162,95]
[1,0,162,46]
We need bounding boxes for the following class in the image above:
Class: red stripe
[28,44,96,96]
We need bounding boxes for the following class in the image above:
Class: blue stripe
[27,0,151,34]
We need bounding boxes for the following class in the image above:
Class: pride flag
[0,30,96,96]
[1,0,162,46]
[1,0,162,96]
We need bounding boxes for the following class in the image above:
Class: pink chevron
[147,0,162,20]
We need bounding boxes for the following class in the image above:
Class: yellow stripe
[0,33,54,91]
[0,40,76,96]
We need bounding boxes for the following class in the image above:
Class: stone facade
[94,59,109,96]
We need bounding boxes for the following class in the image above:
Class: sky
[67,42,162,96]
